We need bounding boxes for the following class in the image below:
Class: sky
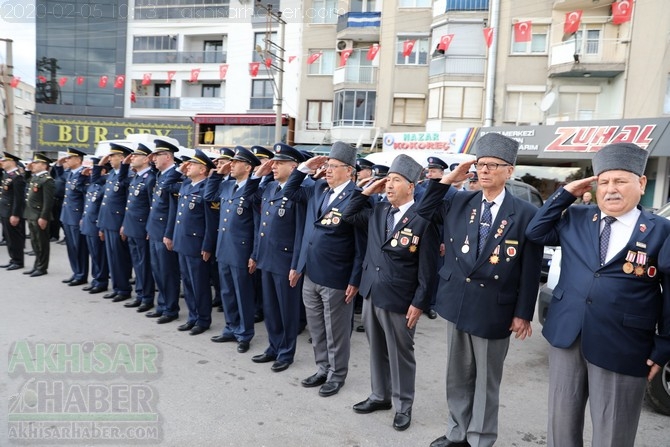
[1,17,36,86]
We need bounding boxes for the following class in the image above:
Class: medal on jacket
[461,235,470,253]
[489,245,500,264]
[409,235,419,253]
[331,209,342,225]
[623,250,636,274]
[469,208,477,224]
[237,197,245,215]
[634,251,646,276]
[278,197,288,217]
[321,211,332,225]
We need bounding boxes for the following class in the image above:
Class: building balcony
[445,0,489,12]
[131,96,225,111]
[336,12,381,42]
[132,51,227,64]
[548,38,626,78]
[552,0,613,11]
[333,66,377,85]
[429,56,486,76]
[329,125,376,145]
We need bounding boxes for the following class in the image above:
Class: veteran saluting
[23,153,56,277]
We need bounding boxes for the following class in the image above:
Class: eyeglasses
[475,162,510,171]
[323,163,348,170]
[154,152,170,158]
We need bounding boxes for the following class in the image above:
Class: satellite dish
[539,90,556,112]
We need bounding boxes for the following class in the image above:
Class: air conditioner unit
[336,39,354,51]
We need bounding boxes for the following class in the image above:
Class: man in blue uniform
[96,143,133,302]
[121,144,156,312]
[526,143,670,447]
[281,142,368,395]
[145,139,183,324]
[58,147,90,286]
[206,147,261,353]
[0,152,26,270]
[80,159,109,294]
[344,154,438,432]
[419,133,543,447]
[250,144,307,372]
[173,150,218,335]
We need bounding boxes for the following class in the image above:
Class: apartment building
[1,77,34,158]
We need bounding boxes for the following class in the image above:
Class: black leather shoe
[137,303,153,313]
[428,309,438,319]
[89,287,108,294]
[211,334,236,343]
[6,264,23,271]
[393,409,411,431]
[177,322,195,331]
[62,276,74,283]
[29,270,47,277]
[146,311,163,318]
[124,300,142,308]
[217,306,223,312]
[82,285,94,291]
[319,381,344,397]
[112,294,131,303]
[68,279,87,286]
[252,353,277,364]
[103,292,117,299]
[156,315,178,324]
[237,341,250,353]
[23,269,35,275]
[429,436,470,447]
[353,398,393,414]
[26,251,35,256]
[0,263,11,268]
[301,373,328,388]
[189,325,208,335]
[356,325,365,333]
[270,361,290,372]
[254,313,264,323]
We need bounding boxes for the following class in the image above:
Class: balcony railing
[132,97,180,109]
[445,0,489,12]
[429,56,486,76]
[336,12,381,33]
[131,96,225,111]
[133,51,227,64]
[333,66,377,84]
[332,119,375,127]
[549,38,626,66]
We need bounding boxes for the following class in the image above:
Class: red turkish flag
[264,58,272,68]
[166,71,176,83]
[37,75,47,83]
[366,44,380,61]
[288,55,297,63]
[98,76,108,88]
[76,76,84,85]
[483,28,494,48]
[10,76,20,88]
[307,52,322,65]
[249,62,260,77]
[190,68,200,83]
[514,21,532,43]
[402,40,416,57]
[219,64,228,80]
[114,75,125,88]
[612,1,633,25]
[141,73,152,85]
[438,34,454,52]
[130,91,136,103]
[339,48,353,67]
[58,77,68,87]
[564,10,583,34]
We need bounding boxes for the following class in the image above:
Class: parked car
[537,245,670,416]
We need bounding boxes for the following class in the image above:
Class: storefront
[193,114,293,149]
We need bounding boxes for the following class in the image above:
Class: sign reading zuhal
[8,341,163,443]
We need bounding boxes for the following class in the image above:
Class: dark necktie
[320,189,333,214]
[232,184,239,194]
[386,207,399,238]
[477,201,494,256]
[600,216,616,265]
[275,184,281,194]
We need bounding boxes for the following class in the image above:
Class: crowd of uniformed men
[1,134,668,447]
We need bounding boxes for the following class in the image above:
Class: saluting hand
[99,155,110,166]
[255,160,274,178]
[362,177,387,196]
[306,155,329,173]
[216,161,232,176]
[564,176,597,198]
[440,159,476,185]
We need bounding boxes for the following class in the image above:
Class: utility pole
[0,38,14,151]
[256,1,286,144]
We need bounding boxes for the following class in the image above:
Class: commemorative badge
[399,236,410,247]
[469,208,477,224]
[648,265,657,278]
[332,216,340,225]
[504,240,518,259]
[623,250,636,274]
[634,251,647,277]
[113,185,119,192]
[189,202,195,210]
[237,207,244,215]
[461,235,470,253]
[390,239,398,247]
[636,242,647,249]
[134,189,140,196]
[640,224,647,233]
[278,208,285,217]
[489,245,500,265]
[494,220,507,239]
[593,214,598,222]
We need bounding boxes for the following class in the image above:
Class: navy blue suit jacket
[122,168,156,239]
[172,178,217,258]
[147,166,182,241]
[80,176,106,237]
[418,181,543,339]
[60,167,89,226]
[526,187,670,377]
[96,164,130,232]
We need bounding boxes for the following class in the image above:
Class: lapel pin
[592,214,598,222]
[640,224,647,233]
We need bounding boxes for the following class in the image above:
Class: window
[250,80,274,110]
[396,37,430,65]
[203,40,224,63]
[311,0,339,24]
[307,50,336,75]
[573,29,601,55]
[392,98,425,124]
[306,100,333,130]
[400,0,431,7]
[511,26,548,54]
[135,1,230,20]
[333,90,376,126]
[202,84,221,98]
[443,86,483,119]
[558,92,597,121]
[133,35,176,51]
[504,91,544,124]
[253,32,277,63]
[350,0,379,12]
[14,89,23,99]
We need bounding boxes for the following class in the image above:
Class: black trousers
[28,219,50,272]
[1,216,25,266]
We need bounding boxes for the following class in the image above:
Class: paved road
[1,243,668,446]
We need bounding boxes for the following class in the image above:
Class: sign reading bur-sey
[37,116,193,152]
